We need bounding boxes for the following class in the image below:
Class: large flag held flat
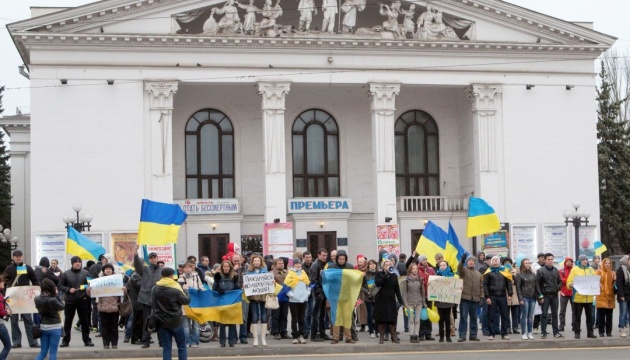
[137,199,187,246]
[415,221,447,267]
[66,227,106,261]
[466,197,501,238]
[445,222,466,272]
[184,288,243,325]
[322,269,363,328]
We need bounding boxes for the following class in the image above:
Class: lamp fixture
[385,217,392,223]
[526,84,535,90]
[212,224,216,230]
[320,221,324,228]
[60,79,68,85]
[62,203,93,232]
[107,80,114,85]
[566,85,574,90]
[273,218,280,223]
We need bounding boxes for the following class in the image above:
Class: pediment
[8,0,615,63]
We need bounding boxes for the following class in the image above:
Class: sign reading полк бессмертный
[243,273,275,296]
[288,198,352,213]
[175,199,239,215]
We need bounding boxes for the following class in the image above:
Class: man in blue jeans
[457,254,482,342]
[302,252,314,338]
[153,267,190,360]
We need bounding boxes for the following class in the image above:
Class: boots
[260,323,267,346]
[252,322,258,347]
[390,325,400,343]
[378,325,385,344]
[439,328,444,342]
[210,325,219,341]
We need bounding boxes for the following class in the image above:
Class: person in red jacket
[558,257,574,332]
[0,274,11,360]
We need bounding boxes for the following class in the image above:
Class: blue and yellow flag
[137,199,187,246]
[66,227,106,261]
[117,262,134,277]
[321,269,363,328]
[415,221,447,267]
[466,197,501,238]
[594,241,607,256]
[445,222,466,273]
[483,266,513,282]
[184,288,243,325]
[16,266,27,275]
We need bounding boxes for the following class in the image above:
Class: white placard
[572,275,600,296]
[426,276,463,304]
[243,273,275,296]
[89,274,124,298]
[6,286,40,314]
[146,244,176,270]
[510,224,537,259]
[542,225,568,259]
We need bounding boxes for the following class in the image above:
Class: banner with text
[175,199,239,215]
[243,273,275,296]
[377,224,400,257]
[288,198,352,213]
[6,286,41,314]
[34,233,67,273]
[89,274,124,298]
[263,222,293,260]
[426,276,463,304]
[146,244,176,270]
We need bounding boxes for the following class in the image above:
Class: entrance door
[411,229,423,253]
[198,233,230,265]
[307,231,337,256]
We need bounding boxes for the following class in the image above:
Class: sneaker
[533,328,539,334]
[298,336,306,344]
[541,334,547,339]
[521,334,528,340]
[554,333,564,339]
[501,336,510,340]
[274,334,281,340]
[370,333,376,338]
[192,344,198,348]
[622,329,628,338]
[292,339,298,344]
[487,336,494,340]
[527,333,534,340]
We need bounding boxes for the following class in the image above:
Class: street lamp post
[63,203,93,233]
[0,226,19,250]
[563,201,591,258]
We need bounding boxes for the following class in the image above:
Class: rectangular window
[223,178,234,198]
[187,178,198,198]
[223,135,233,175]
[294,178,304,197]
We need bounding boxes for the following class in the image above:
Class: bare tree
[601,49,630,124]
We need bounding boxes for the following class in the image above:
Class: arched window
[395,110,439,196]
[292,109,339,197]
[185,109,234,198]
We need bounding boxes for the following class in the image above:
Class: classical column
[258,81,291,223]
[467,84,504,213]
[368,82,400,226]
[144,81,178,202]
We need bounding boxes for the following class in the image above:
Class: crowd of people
[0,246,626,360]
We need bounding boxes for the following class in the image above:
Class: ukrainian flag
[466,197,501,238]
[66,227,106,261]
[415,221,447,267]
[594,241,607,256]
[137,199,187,246]
[322,269,363,328]
[117,262,134,277]
[445,222,466,272]
[184,288,243,325]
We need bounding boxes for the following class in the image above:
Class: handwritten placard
[6,286,40,314]
[89,274,124,298]
[427,276,463,304]
[243,273,275,296]
[572,275,601,296]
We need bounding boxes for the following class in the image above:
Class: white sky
[1,0,629,115]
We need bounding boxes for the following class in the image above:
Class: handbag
[265,294,279,309]
[32,325,41,339]
[119,294,133,316]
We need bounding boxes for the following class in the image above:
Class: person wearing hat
[474,252,485,272]
[416,254,436,341]
[134,252,163,348]
[567,254,597,339]
[457,253,482,342]
[91,263,126,349]
[558,257,574,332]
[327,250,356,344]
[153,267,190,359]
[58,256,94,347]
[285,257,310,344]
[2,249,40,348]
[534,253,563,339]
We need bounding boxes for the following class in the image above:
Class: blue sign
[288,198,352,213]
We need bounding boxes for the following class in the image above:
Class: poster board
[146,244,176,270]
[110,232,138,269]
[510,224,537,259]
[480,223,510,258]
[5,286,40,314]
[572,275,600,296]
[243,273,275,296]
[89,274,124,298]
[376,224,400,256]
[263,222,293,259]
[426,276,463,304]
[34,233,67,272]
[542,225,568,260]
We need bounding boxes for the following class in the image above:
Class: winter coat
[559,265,574,297]
[417,265,435,295]
[361,270,378,303]
[458,262,483,302]
[3,261,39,288]
[596,268,616,309]
[373,270,404,324]
[58,268,90,304]
[97,295,121,313]
[536,265,562,297]
[178,271,204,291]
[34,266,59,286]
[508,270,520,306]
[127,272,142,311]
[34,293,64,325]
[309,259,326,297]
[567,265,596,303]
[399,275,425,307]
[483,269,513,299]
[152,283,190,330]
[616,266,630,301]
[134,255,162,306]
[515,271,537,301]
[213,273,239,292]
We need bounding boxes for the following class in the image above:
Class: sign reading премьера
[288,198,352,213]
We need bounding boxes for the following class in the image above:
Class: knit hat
[101,263,115,273]
[491,256,501,263]
[578,254,588,264]
[466,255,476,263]
[70,256,82,264]
[417,255,427,263]
[293,257,302,264]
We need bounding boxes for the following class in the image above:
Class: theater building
[6,0,614,265]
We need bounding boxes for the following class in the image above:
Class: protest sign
[243,273,275,296]
[89,274,124,298]
[572,275,600,296]
[426,276,463,304]
[6,286,40,314]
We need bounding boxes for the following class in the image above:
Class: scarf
[284,268,310,289]
[436,267,454,277]
[621,256,630,286]
[156,277,185,294]
[485,265,513,282]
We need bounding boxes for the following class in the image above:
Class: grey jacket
[458,262,483,302]
[399,275,425,307]
[134,255,162,306]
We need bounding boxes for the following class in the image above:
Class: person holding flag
[457,254,482,342]
[134,252,163,348]
[213,260,240,347]
[483,256,513,340]
[58,256,94,347]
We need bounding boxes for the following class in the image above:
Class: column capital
[467,84,502,116]
[367,83,400,112]
[258,81,291,110]
[145,81,179,110]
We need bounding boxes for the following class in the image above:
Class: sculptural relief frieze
[172,0,475,40]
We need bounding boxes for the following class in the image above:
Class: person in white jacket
[285,258,311,344]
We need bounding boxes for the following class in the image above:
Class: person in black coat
[152,268,190,360]
[33,257,59,326]
[213,261,240,347]
[33,278,64,360]
[373,259,404,344]
[58,256,93,347]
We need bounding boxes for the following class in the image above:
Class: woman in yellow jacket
[595,258,616,337]
[567,254,597,339]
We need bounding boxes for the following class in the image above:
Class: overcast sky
[1,0,629,116]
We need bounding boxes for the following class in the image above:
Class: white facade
[7,0,614,265]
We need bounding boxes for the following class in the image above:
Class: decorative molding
[258,81,291,174]
[467,84,502,117]
[467,84,502,172]
[367,83,400,112]
[368,82,399,173]
[258,82,291,110]
[145,81,178,110]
